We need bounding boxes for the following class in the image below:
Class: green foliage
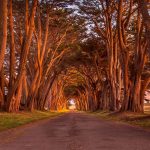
[0,111,63,131]
[89,111,150,129]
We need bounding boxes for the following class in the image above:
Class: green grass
[0,111,63,131]
[88,111,150,129]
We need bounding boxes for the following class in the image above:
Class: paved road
[0,112,150,150]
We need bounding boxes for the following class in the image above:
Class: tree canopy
[0,0,150,113]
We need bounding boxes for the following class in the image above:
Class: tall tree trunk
[27,10,49,111]
[0,0,7,72]
[139,0,150,54]
[8,0,15,90]
[118,0,147,112]
[6,0,37,112]
[0,69,5,109]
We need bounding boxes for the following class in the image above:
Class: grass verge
[0,111,64,132]
[88,111,150,129]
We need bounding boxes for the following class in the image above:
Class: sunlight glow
[68,99,76,110]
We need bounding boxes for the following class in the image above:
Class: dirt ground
[0,112,150,150]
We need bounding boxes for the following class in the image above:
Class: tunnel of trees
[0,0,150,113]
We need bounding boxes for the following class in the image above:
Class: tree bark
[8,0,15,90]
[0,0,7,72]
[6,0,38,112]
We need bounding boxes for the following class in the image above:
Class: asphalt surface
[0,112,150,150]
